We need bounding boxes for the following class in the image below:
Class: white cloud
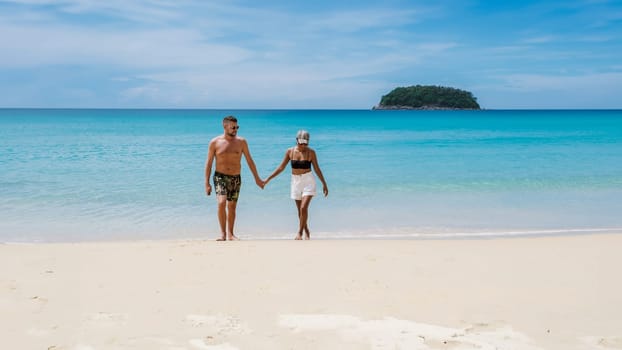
[475,72,622,109]
[521,35,556,44]
[306,8,419,33]
[2,1,621,108]
[0,1,430,70]
[0,1,452,108]
[1,0,183,23]
[126,60,395,108]
[0,24,252,68]
[577,34,616,42]
[500,72,622,91]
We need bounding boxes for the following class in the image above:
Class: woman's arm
[310,149,328,197]
[264,148,291,185]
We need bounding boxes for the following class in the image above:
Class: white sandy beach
[1,234,621,350]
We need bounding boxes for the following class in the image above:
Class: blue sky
[1,0,621,109]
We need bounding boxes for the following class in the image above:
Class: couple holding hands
[205,115,328,241]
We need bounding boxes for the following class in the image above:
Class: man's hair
[223,115,237,123]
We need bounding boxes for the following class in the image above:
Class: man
[205,116,264,240]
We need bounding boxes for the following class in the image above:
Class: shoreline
[2,233,621,349]
[3,226,621,244]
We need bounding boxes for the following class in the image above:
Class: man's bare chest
[215,142,242,157]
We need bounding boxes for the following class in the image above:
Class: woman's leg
[298,196,313,240]
[294,200,303,240]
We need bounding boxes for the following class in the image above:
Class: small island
[373,85,480,110]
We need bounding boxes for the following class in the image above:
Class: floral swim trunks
[213,171,242,202]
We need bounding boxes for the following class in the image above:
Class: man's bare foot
[304,234,310,240]
[216,234,226,241]
[227,234,240,241]
[295,235,302,240]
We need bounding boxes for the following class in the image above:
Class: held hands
[260,178,271,189]
[255,178,266,189]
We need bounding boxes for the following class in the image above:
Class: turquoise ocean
[1,109,621,242]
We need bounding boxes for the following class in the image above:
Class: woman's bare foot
[295,234,303,240]
[227,234,240,241]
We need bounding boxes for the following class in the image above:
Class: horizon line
[2,107,622,111]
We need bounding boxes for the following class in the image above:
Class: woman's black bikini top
[290,148,312,169]
[291,159,312,169]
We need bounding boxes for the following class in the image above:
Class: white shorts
[291,172,317,200]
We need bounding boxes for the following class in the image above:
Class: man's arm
[205,140,216,195]
[241,139,264,189]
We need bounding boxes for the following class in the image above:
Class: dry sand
[1,234,621,349]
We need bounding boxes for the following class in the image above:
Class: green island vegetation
[374,85,480,110]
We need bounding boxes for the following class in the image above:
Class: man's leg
[226,200,239,240]
[216,195,227,241]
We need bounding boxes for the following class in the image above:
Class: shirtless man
[205,116,264,240]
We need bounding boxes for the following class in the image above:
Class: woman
[264,130,328,240]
